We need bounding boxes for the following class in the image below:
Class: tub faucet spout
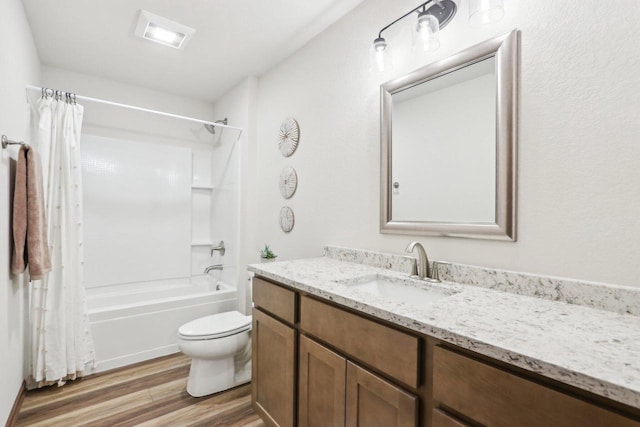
[204,264,223,274]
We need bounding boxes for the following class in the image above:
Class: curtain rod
[25,85,243,137]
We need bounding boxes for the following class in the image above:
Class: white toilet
[178,311,252,397]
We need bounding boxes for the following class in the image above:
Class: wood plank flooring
[14,353,265,427]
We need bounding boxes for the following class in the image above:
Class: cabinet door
[345,361,417,427]
[431,409,472,427]
[252,308,296,427]
[299,335,346,427]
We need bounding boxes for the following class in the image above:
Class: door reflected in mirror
[391,57,496,223]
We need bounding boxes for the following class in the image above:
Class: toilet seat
[179,311,252,341]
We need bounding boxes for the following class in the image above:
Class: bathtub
[86,277,237,373]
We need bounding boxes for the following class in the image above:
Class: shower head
[204,118,228,135]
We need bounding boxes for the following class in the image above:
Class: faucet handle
[430,261,440,281]
[430,261,451,282]
[211,240,225,256]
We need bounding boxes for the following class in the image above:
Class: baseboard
[5,381,26,427]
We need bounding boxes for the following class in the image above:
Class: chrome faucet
[210,240,225,256]
[405,241,430,280]
[204,264,224,274]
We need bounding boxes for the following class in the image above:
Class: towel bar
[1,135,25,149]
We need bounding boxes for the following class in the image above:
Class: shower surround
[80,127,241,372]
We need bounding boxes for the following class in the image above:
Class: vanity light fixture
[134,10,196,49]
[369,0,505,73]
[413,10,441,53]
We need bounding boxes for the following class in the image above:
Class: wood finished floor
[15,353,265,427]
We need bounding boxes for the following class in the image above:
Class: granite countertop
[248,256,640,410]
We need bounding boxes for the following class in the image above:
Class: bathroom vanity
[249,248,640,427]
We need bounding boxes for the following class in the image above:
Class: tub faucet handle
[211,241,225,256]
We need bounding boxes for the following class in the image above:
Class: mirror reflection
[391,57,496,223]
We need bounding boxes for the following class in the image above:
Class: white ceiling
[21,0,365,102]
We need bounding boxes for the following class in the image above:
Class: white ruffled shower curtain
[27,92,95,388]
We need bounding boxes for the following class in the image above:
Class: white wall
[41,66,215,127]
[0,0,40,423]
[41,66,218,148]
[211,77,259,314]
[254,0,640,287]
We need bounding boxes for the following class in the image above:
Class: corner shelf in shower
[192,184,233,191]
[192,184,214,190]
[191,241,213,247]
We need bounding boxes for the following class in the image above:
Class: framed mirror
[380,30,518,241]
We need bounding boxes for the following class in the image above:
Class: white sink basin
[337,274,456,306]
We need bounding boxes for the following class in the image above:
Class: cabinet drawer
[300,296,420,388]
[253,277,296,324]
[433,346,640,427]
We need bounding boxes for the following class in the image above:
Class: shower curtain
[26,92,95,388]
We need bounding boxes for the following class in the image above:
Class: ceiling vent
[134,10,196,49]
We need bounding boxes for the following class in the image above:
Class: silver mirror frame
[380,30,518,241]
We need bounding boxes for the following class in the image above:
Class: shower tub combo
[86,277,236,372]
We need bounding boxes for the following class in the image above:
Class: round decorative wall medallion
[279,206,295,233]
[278,117,300,157]
[279,166,298,199]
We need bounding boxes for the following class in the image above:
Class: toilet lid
[179,311,252,340]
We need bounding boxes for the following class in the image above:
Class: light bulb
[469,0,504,26]
[144,22,186,48]
[414,11,440,53]
[369,37,393,73]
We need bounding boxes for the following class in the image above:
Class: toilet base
[185,352,252,397]
[186,358,231,397]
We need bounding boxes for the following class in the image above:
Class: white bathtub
[86,277,237,373]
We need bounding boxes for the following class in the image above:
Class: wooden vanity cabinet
[300,295,420,389]
[432,346,640,427]
[252,275,640,427]
[252,278,298,427]
[252,308,296,427]
[298,334,418,427]
[345,361,418,427]
[298,335,346,427]
[253,276,420,427]
[431,409,472,427]
[299,295,420,427]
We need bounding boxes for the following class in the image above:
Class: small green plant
[259,244,277,259]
